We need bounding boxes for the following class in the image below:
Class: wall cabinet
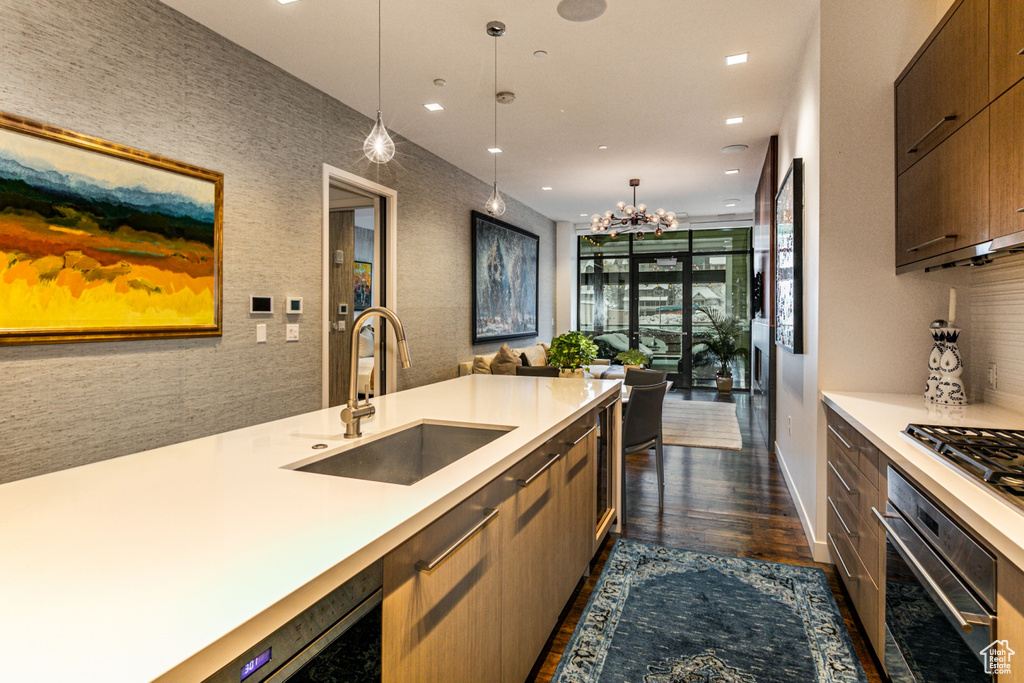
[383,412,603,683]
[989,0,1024,101]
[990,78,1024,241]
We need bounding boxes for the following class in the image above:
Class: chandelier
[590,179,678,239]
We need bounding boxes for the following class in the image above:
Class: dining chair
[515,365,560,377]
[624,367,668,387]
[622,380,668,509]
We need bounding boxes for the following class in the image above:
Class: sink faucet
[341,306,412,439]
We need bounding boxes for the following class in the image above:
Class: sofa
[458,342,625,380]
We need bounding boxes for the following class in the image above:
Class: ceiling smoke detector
[496,91,516,104]
[557,0,607,22]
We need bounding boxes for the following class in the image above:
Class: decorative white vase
[927,327,966,405]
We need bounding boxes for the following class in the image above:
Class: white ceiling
[160,0,818,223]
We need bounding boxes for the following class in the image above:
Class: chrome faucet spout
[342,306,411,438]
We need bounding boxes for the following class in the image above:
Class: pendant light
[484,21,506,217]
[364,0,395,164]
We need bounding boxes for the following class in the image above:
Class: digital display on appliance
[240,647,271,681]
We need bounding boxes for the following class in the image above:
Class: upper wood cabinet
[989,0,1024,101]
[990,78,1024,241]
[895,0,988,176]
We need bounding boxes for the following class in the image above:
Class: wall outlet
[988,362,998,391]
[788,416,792,435]
[286,324,299,342]
[256,323,267,344]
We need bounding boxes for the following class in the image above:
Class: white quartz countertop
[821,392,1024,571]
[0,375,620,683]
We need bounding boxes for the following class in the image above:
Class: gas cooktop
[904,424,1024,512]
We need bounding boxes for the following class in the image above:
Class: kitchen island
[0,374,621,683]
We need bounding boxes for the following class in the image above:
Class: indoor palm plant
[547,331,598,376]
[691,304,746,393]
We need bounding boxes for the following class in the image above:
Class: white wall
[556,221,576,334]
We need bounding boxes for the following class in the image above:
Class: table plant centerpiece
[548,331,598,378]
[614,348,649,370]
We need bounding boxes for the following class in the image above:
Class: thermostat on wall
[286,297,303,314]
[250,296,273,314]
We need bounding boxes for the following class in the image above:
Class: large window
[577,227,752,390]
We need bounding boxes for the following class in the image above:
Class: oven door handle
[872,507,991,633]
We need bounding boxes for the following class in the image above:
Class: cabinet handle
[827,496,858,538]
[516,453,563,487]
[827,460,855,496]
[906,234,957,252]
[907,114,957,154]
[827,533,855,581]
[569,425,597,446]
[827,424,854,451]
[1017,47,1024,56]
[415,508,500,573]
[1016,207,1024,213]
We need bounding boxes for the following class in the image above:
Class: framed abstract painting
[353,261,372,311]
[775,158,803,354]
[471,210,538,344]
[0,111,223,345]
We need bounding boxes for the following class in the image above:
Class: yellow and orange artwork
[0,113,222,344]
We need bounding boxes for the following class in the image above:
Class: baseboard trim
[774,440,830,563]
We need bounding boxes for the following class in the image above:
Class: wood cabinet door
[560,422,597,598]
[896,0,988,176]
[383,480,507,683]
[990,79,1024,241]
[989,0,1024,101]
[500,442,567,683]
[897,108,989,267]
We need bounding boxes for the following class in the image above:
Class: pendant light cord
[493,35,498,183]
[377,0,382,111]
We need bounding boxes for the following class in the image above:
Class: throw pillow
[519,352,531,367]
[521,345,546,368]
[490,344,522,375]
[472,354,493,375]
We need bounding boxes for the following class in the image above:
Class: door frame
[628,254,692,388]
[320,164,398,409]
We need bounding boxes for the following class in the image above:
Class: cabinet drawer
[826,408,881,489]
[827,478,881,589]
[990,78,1024,241]
[895,0,988,175]
[896,108,990,267]
[989,0,1024,101]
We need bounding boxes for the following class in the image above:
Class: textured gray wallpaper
[0,0,555,483]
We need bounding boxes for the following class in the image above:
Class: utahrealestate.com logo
[981,639,1015,676]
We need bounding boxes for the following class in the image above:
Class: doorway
[321,166,397,409]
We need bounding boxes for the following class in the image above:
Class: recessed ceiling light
[488,147,502,154]
[721,144,748,154]
[541,187,553,191]
[597,145,608,150]
[423,103,443,111]
[726,53,748,66]
[726,116,744,125]
[534,50,548,58]
[580,213,588,217]
[724,199,740,207]
[725,169,740,175]
[557,0,608,22]
[433,78,447,87]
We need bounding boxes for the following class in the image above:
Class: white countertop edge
[156,378,622,682]
[820,391,1024,572]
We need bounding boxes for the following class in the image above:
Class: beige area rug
[660,394,743,451]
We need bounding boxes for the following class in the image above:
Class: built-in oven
[203,560,382,683]
[873,467,996,682]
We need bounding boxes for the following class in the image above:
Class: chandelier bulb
[364,111,396,164]
[669,220,679,230]
[655,208,666,216]
[637,203,647,214]
[485,182,506,216]
[610,231,619,238]
[590,214,601,223]
[624,205,635,216]
[616,201,626,210]
[635,231,645,241]
[665,211,676,222]
[655,227,663,236]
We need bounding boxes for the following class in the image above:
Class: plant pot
[716,375,734,393]
[559,368,585,378]
[623,364,645,371]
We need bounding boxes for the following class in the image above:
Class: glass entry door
[631,257,690,387]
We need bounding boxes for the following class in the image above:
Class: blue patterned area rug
[552,539,868,683]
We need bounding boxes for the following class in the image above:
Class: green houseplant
[614,348,649,368]
[691,304,746,393]
[547,331,598,375]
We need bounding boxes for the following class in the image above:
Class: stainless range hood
[897,228,1024,273]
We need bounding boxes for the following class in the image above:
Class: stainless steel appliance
[904,424,1024,512]
[203,561,382,683]
[874,467,996,682]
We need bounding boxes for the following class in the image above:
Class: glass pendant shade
[485,182,506,216]
[363,111,395,164]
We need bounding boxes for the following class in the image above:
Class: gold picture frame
[0,111,223,345]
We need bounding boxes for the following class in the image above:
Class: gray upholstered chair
[515,365,560,377]
[622,381,668,508]
[624,367,668,387]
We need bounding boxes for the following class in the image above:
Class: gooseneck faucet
[341,306,412,439]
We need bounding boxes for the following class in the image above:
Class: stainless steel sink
[291,421,514,485]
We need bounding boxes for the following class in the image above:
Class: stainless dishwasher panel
[203,560,382,683]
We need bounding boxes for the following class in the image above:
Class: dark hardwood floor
[528,389,886,683]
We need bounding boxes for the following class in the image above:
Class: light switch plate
[286,324,299,342]
[256,323,267,343]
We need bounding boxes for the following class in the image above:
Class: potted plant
[691,304,746,393]
[614,348,649,369]
[547,331,598,377]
